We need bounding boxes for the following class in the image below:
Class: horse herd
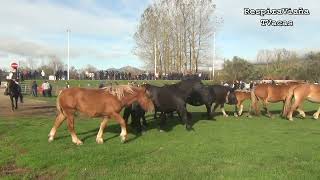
[4,78,320,145]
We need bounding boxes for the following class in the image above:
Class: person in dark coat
[32,81,38,97]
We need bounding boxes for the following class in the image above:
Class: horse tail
[250,88,259,115]
[283,86,295,117]
[56,90,64,115]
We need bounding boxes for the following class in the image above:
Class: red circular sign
[11,62,18,69]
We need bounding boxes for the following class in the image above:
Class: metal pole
[67,29,70,80]
[212,31,216,80]
[154,39,157,80]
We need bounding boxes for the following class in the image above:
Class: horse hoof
[313,115,319,120]
[48,136,54,142]
[74,140,83,145]
[223,115,229,117]
[120,138,126,143]
[159,129,164,133]
[288,118,293,122]
[96,138,104,144]
[120,135,127,143]
[234,113,238,117]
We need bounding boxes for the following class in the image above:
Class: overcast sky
[0,0,319,70]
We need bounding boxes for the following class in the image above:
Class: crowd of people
[0,69,211,81]
[221,80,255,91]
[31,80,53,97]
[85,71,211,81]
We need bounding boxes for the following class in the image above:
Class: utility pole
[67,29,70,80]
[212,31,216,80]
[154,39,157,80]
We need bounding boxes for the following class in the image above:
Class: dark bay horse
[187,85,237,118]
[123,102,147,134]
[123,83,147,134]
[145,77,203,131]
[285,84,320,121]
[4,80,23,111]
[251,83,301,117]
[48,85,154,145]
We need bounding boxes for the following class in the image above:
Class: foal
[48,85,154,145]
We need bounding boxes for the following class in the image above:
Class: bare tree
[134,0,217,74]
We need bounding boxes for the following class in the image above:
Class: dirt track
[0,88,56,117]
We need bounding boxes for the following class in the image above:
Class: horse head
[226,87,238,105]
[132,86,154,112]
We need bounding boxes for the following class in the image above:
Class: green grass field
[1,82,320,179]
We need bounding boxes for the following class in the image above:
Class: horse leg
[159,112,166,132]
[233,102,240,117]
[141,112,147,127]
[177,105,192,130]
[262,100,272,118]
[296,107,306,119]
[65,111,82,145]
[20,93,23,103]
[239,102,244,116]
[313,106,320,120]
[10,96,14,111]
[212,103,219,116]
[136,114,143,134]
[123,106,131,125]
[15,96,18,109]
[96,118,109,144]
[112,113,128,143]
[287,97,304,121]
[205,103,213,119]
[48,113,66,142]
[220,104,228,117]
[153,109,158,120]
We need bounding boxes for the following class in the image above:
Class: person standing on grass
[48,82,52,97]
[41,70,45,79]
[32,81,38,97]
[41,81,50,97]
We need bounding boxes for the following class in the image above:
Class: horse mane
[102,85,135,100]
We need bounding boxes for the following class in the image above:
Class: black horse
[145,76,204,131]
[187,85,237,118]
[123,102,147,134]
[4,80,23,111]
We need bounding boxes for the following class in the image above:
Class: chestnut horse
[251,82,301,117]
[48,85,154,145]
[234,90,251,116]
[285,84,320,121]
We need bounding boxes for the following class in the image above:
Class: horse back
[235,91,251,102]
[293,84,320,103]
[59,88,121,117]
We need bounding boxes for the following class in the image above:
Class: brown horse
[251,83,301,117]
[48,85,154,145]
[285,84,320,121]
[234,90,251,116]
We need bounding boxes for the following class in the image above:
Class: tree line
[220,49,320,83]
